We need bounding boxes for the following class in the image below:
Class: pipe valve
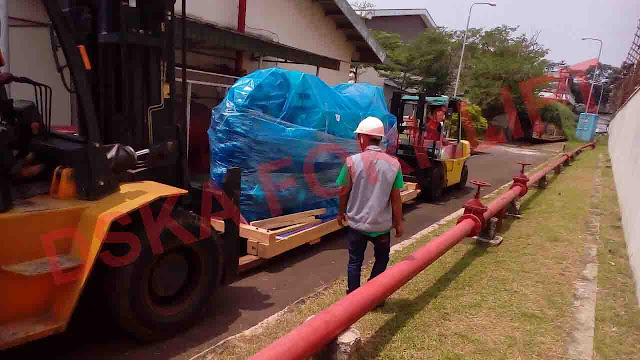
[511,162,531,197]
[458,180,491,237]
[518,162,531,176]
[470,180,490,199]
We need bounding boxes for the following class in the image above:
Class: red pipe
[237,0,247,33]
[527,155,567,185]
[250,219,477,360]
[528,142,595,185]
[486,141,597,220]
[251,141,596,360]
[235,0,247,74]
[484,187,522,221]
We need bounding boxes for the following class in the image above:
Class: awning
[402,95,450,106]
[176,19,343,71]
[314,0,387,64]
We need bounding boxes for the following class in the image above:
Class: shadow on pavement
[3,282,272,360]
[358,246,487,359]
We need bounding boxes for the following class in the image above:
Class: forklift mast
[41,0,187,199]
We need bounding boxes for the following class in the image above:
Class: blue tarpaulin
[209,68,397,222]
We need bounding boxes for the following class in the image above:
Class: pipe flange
[510,181,528,197]
[457,213,484,237]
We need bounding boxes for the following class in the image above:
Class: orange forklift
[0,0,242,349]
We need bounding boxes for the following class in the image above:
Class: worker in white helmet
[336,116,404,301]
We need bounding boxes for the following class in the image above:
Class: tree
[459,26,550,119]
[371,31,420,91]
[372,29,455,94]
[583,63,622,111]
[411,30,456,95]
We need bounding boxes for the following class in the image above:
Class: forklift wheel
[103,208,221,342]
[455,164,469,190]
[424,164,444,201]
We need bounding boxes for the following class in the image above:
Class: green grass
[205,141,631,360]
[593,155,640,360]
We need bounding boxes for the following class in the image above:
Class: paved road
[3,142,564,360]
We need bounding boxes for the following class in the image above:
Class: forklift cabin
[390,92,471,200]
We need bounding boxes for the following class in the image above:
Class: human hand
[0,72,14,86]
[337,212,347,227]
[394,221,404,238]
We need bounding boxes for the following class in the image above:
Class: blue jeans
[347,228,391,294]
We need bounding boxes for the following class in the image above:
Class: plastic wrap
[209,68,397,222]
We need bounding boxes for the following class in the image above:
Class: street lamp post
[453,2,495,142]
[581,37,603,114]
[596,83,605,115]
[453,2,496,98]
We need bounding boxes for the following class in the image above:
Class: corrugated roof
[570,58,599,72]
[366,8,437,29]
[314,0,387,64]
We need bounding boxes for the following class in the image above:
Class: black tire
[103,206,222,342]
[455,164,468,190]
[423,163,444,201]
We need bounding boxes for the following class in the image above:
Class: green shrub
[539,102,577,141]
[446,103,488,139]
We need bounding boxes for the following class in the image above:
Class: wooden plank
[240,224,274,244]
[270,219,321,236]
[238,255,267,273]
[247,240,259,256]
[225,182,421,261]
[256,219,344,259]
[401,182,418,192]
[249,208,326,229]
[210,219,275,244]
[401,189,421,203]
[211,218,225,232]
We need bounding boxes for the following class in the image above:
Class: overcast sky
[366,0,640,67]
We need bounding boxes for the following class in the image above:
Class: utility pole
[452,2,496,98]
[453,2,496,142]
[582,37,603,114]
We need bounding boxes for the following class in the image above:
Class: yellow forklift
[390,92,471,200]
[0,0,241,349]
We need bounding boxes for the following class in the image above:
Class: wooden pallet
[212,183,421,266]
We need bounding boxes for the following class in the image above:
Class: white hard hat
[354,116,385,138]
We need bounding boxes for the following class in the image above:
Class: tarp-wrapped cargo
[208,68,397,222]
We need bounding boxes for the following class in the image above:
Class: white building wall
[8,0,71,126]
[357,67,395,107]
[179,0,355,85]
[6,0,357,129]
[608,89,640,304]
[356,66,384,88]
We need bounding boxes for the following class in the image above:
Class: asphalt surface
[3,142,565,360]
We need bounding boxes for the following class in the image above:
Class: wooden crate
[213,183,421,263]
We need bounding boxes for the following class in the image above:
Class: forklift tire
[424,163,444,201]
[455,164,469,190]
[103,207,222,342]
